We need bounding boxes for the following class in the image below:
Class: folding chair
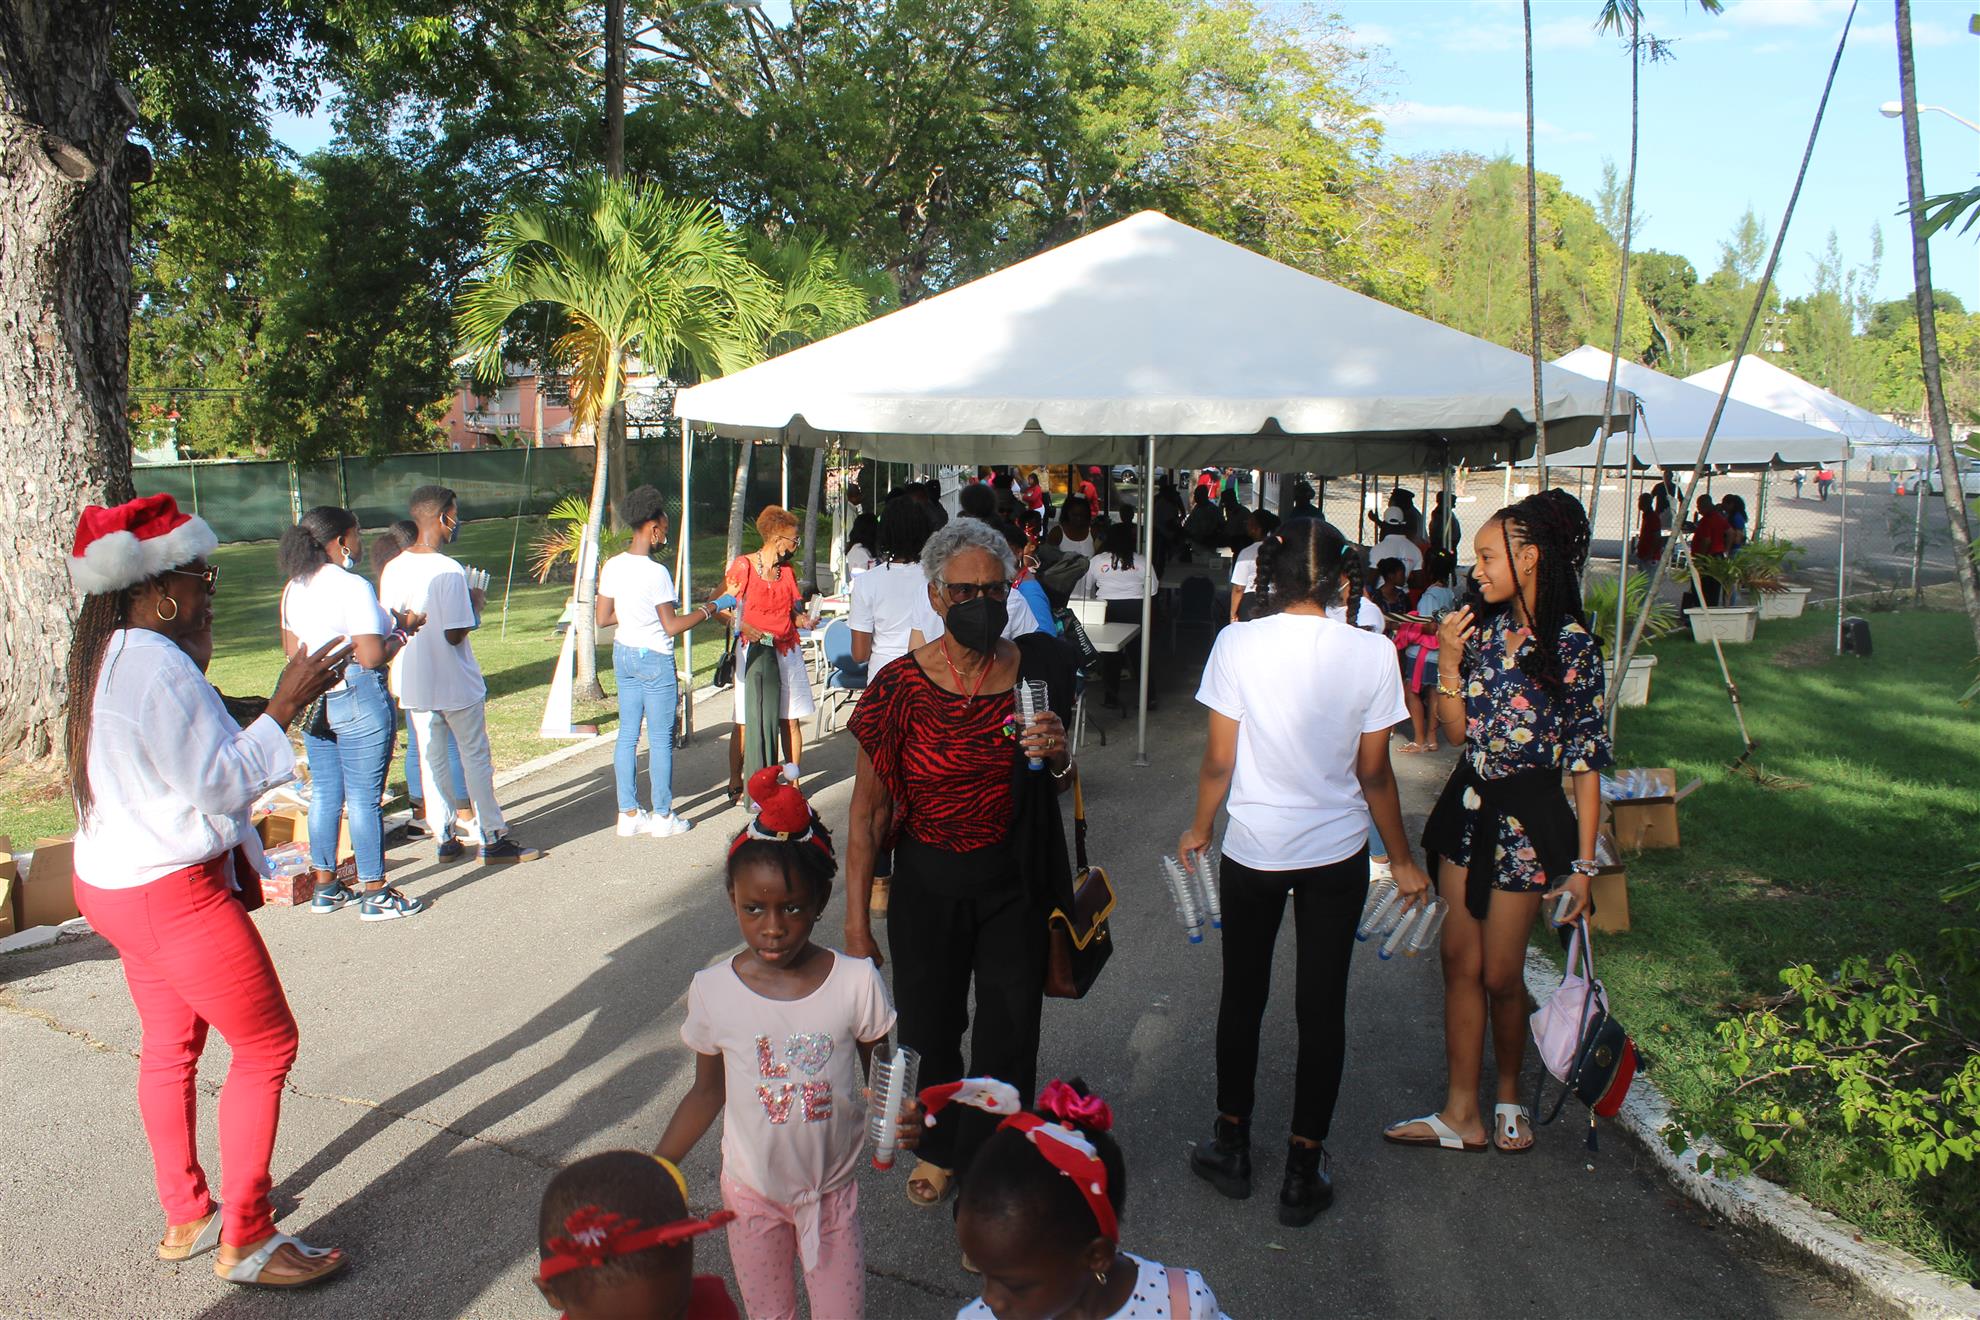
[813,618,868,737]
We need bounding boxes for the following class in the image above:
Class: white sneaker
[617,811,652,838]
[645,812,692,838]
[457,815,485,847]
[1370,855,1394,883]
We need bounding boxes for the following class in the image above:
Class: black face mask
[945,596,1006,655]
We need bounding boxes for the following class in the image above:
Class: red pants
[75,858,299,1247]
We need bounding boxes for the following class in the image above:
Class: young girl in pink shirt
[656,768,909,1320]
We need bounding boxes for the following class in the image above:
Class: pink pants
[720,1172,864,1320]
[75,860,299,1247]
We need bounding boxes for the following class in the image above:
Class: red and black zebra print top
[849,654,1019,852]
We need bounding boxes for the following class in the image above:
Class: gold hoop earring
[156,596,179,622]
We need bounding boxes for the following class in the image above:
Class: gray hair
[921,517,1016,585]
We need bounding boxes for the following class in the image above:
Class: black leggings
[887,839,1046,1174]
[1214,850,1369,1142]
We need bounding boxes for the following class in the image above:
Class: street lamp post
[1879,100,1980,133]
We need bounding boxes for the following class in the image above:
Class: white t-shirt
[680,950,896,1204]
[379,550,484,712]
[279,564,387,689]
[849,561,933,680]
[1326,597,1386,632]
[1230,543,1261,595]
[844,545,875,579]
[1080,553,1147,601]
[1370,532,1424,575]
[1055,529,1096,557]
[1196,613,1408,870]
[959,1254,1227,1320]
[598,552,677,654]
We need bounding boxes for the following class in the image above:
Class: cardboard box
[18,837,82,930]
[256,838,354,907]
[1589,859,1630,933]
[1606,767,1681,852]
[255,807,351,860]
[0,835,16,940]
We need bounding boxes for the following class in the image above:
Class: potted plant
[1747,535,1813,619]
[1585,574,1678,707]
[1687,548,1764,644]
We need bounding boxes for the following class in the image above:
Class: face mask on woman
[945,596,1006,655]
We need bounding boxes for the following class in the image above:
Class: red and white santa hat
[69,494,217,596]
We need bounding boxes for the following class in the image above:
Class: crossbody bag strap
[1073,768,1089,873]
[1166,1266,1190,1318]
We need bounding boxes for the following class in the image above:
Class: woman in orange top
[725,507,818,798]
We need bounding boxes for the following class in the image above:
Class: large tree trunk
[0,0,141,760]
[1895,0,1980,652]
[572,375,614,704]
[723,439,752,566]
[1522,0,1549,483]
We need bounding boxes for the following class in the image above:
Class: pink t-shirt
[681,950,896,1203]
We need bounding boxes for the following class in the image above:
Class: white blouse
[72,630,296,889]
[1080,553,1148,601]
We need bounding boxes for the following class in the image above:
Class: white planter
[1757,585,1813,620]
[1685,606,1759,644]
[1610,653,1659,708]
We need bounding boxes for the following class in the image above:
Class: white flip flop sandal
[1382,1111,1487,1153]
[215,1232,346,1289]
[1494,1103,1535,1154]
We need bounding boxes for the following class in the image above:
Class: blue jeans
[1367,820,1388,862]
[305,667,393,884]
[614,642,679,815]
[400,698,467,808]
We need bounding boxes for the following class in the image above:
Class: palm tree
[1894,0,1980,652]
[457,174,773,698]
[1588,0,1721,568]
[719,235,878,584]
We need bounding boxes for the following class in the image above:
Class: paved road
[0,649,1871,1319]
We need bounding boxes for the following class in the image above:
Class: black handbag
[1045,771,1116,999]
[713,630,740,689]
[302,692,333,740]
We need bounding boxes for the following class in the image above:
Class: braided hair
[1489,487,1592,688]
[65,588,133,823]
[1251,517,1360,618]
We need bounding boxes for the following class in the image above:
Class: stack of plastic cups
[1016,679,1049,772]
[868,1043,921,1171]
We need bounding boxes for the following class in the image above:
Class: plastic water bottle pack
[1161,850,1222,944]
[1356,879,1447,960]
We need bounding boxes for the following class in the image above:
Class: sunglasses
[941,579,1010,604]
[166,564,221,595]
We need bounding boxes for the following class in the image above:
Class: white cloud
[1722,0,1851,29]
[1380,100,1597,144]
[1535,16,1604,49]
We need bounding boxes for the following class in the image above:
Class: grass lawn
[1596,604,1980,1280]
[0,517,746,845]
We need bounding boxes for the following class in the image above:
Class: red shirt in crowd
[1689,508,1730,558]
[727,554,803,654]
[848,655,1017,852]
[1635,508,1663,560]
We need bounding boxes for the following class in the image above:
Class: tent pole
[1836,458,1848,654]
[1135,436,1157,768]
[680,421,695,745]
[780,443,790,508]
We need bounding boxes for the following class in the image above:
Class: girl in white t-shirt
[948,1078,1230,1320]
[596,486,734,840]
[1177,519,1432,1226]
[277,506,425,920]
[656,769,909,1320]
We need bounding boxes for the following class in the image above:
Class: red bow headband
[536,1205,737,1283]
[918,1077,1119,1243]
[729,765,830,861]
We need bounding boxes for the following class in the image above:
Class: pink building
[441,365,578,450]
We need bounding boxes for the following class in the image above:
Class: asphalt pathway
[0,641,1870,1320]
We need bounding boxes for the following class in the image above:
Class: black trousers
[888,838,1046,1174]
[1214,850,1369,1142]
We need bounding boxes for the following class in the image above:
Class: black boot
[1278,1141,1334,1226]
[1189,1116,1252,1200]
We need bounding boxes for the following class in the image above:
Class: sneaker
[617,811,652,838]
[644,813,692,838]
[480,835,543,864]
[310,883,358,914]
[359,887,424,922]
[436,838,465,863]
[404,816,434,841]
[1370,854,1393,884]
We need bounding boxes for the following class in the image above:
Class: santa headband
[536,1159,735,1284]
[729,765,829,860]
[69,494,217,596]
[919,1077,1119,1242]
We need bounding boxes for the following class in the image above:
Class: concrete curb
[1522,947,1980,1319]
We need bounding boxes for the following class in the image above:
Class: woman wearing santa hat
[65,493,353,1289]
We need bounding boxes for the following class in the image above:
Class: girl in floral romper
[1385,489,1612,1156]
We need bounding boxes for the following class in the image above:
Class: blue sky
[1320,0,1978,305]
[271,0,1977,305]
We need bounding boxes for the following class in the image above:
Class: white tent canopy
[1685,355,1931,462]
[1529,346,1848,469]
[676,212,1632,472]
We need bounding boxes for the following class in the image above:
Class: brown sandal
[215,1233,346,1289]
[157,1208,222,1261]
[905,1159,954,1207]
